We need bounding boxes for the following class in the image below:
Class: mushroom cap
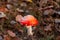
[16,15,38,26]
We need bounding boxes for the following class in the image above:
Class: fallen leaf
[10,20,17,25]
[0,7,8,12]
[4,35,11,40]
[0,35,3,40]
[16,8,24,12]
[15,15,23,22]
[44,24,52,31]
[6,4,13,10]
[56,36,60,40]
[55,19,60,23]
[26,0,33,3]
[0,12,6,18]
[20,2,27,7]
[7,30,16,37]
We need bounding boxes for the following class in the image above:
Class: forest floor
[0,0,60,40]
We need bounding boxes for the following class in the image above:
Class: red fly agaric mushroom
[16,15,38,35]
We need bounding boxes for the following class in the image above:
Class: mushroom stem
[26,26,33,36]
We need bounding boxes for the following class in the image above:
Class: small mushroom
[16,15,38,36]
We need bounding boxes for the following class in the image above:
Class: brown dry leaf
[0,12,6,18]
[44,24,52,31]
[4,35,11,40]
[15,15,23,22]
[7,30,16,37]
[43,9,54,15]
[26,0,33,3]
[56,0,60,3]
[55,19,60,23]
[39,0,48,7]
[56,36,60,40]
[12,37,21,40]
[0,7,8,12]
